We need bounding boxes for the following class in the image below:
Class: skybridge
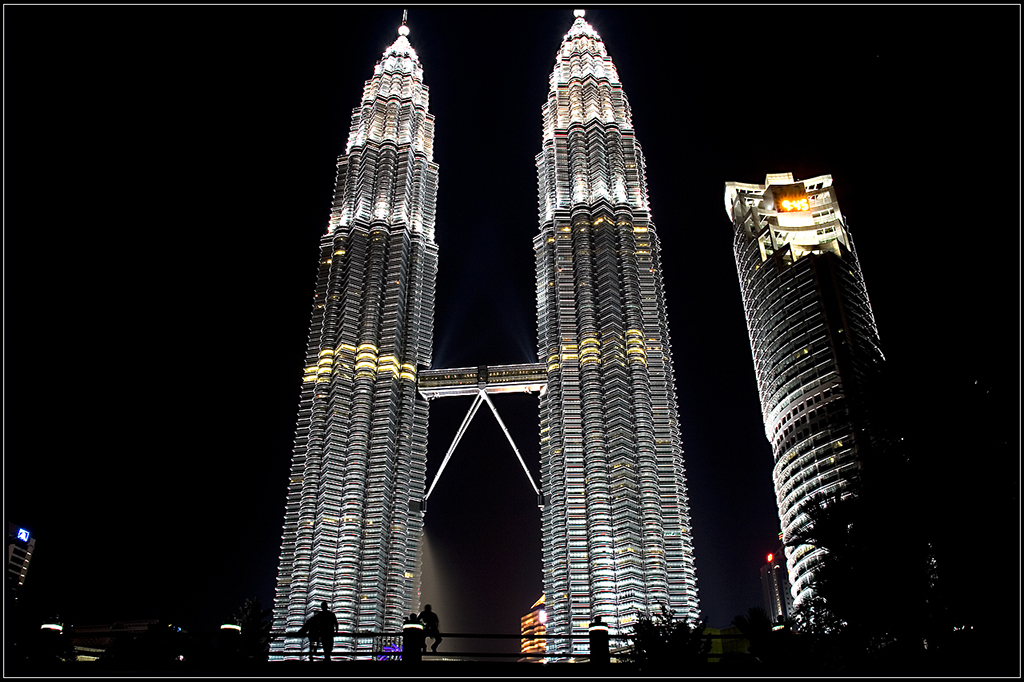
[416,364,547,507]
[417,363,547,399]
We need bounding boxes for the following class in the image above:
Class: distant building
[7,523,35,600]
[761,550,794,622]
[520,595,546,661]
[725,172,886,608]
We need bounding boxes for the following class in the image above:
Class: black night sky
[5,5,1019,648]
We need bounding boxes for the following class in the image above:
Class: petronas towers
[270,22,436,658]
[534,12,698,652]
[271,11,699,659]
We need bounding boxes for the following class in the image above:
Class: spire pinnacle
[398,10,409,37]
[574,9,585,18]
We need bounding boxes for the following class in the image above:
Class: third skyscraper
[725,172,885,609]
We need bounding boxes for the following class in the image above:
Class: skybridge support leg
[422,388,542,506]
[424,390,486,502]
[480,391,540,496]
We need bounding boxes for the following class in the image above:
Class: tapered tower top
[547,9,627,127]
[561,9,598,43]
[382,17,418,63]
[538,8,643,214]
[566,8,600,39]
[333,10,436,234]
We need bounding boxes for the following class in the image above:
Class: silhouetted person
[402,612,424,661]
[307,601,338,661]
[296,615,319,661]
[418,604,442,653]
[589,615,610,665]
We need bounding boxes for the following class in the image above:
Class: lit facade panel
[725,173,884,608]
[534,12,699,654]
[271,23,437,660]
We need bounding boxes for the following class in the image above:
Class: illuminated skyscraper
[725,172,884,608]
[534,11,699,652]
[761,550,794,622]
[270,19,438,660]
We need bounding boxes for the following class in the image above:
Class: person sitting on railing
[418,604,443,653]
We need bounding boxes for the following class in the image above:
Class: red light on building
[767,553,774,563]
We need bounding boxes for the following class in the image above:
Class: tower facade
[725,173,884,608]
[270,22,438,659]
[534,12,699,651]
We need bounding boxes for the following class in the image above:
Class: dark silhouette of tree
[233,597,271,663]
[774,323,1018,675]
[626,606,710,674]
[732,607,774,655]
[792,594,844,637]
[784,485,935,673]
[895,374,1020,677]
[731,606,799,672]
[731,606,773,639]
[785,494,859,633]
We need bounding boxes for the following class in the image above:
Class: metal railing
[273,628,752,664]
[272,627,625,663]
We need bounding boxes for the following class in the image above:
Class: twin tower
[271,11,699,659]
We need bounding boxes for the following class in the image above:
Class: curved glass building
[534,11,700,652]
[270,20,438,659]
[725,173,884,608]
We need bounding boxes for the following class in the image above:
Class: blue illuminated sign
[16,528,30,543]
[378,643,402,662]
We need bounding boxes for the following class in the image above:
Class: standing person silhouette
[297,612,320,661]
[308,601,338,661]
[417,604,442,653]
